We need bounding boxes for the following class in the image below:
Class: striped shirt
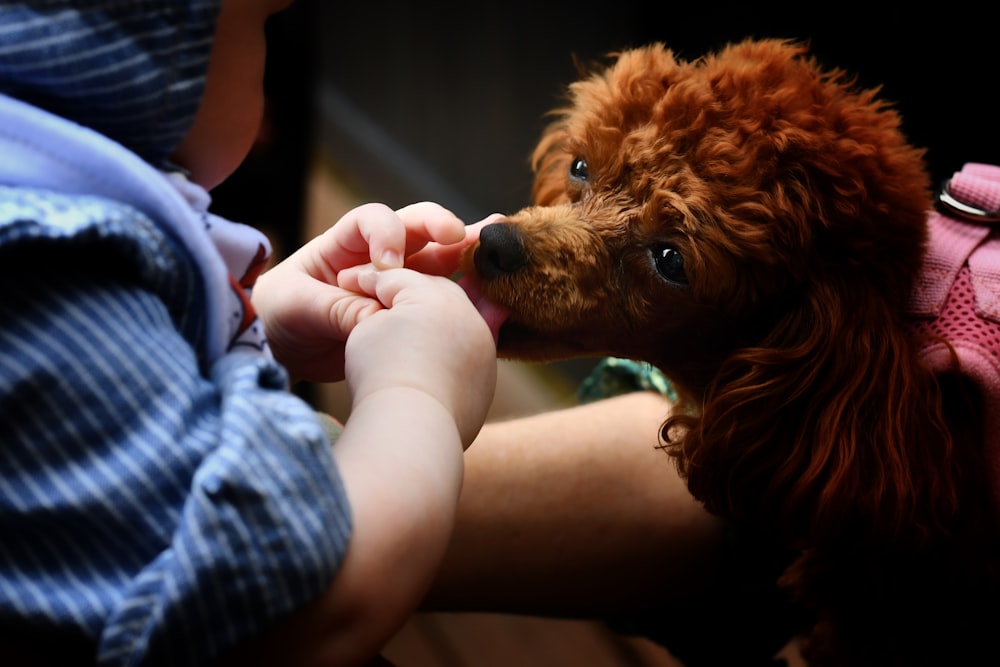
[0,5,354,663]
[0,1,218,168]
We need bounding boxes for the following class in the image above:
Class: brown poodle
[460,39,1000,666]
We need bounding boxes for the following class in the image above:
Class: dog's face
[466,200,748,392]
[460,39,931,396]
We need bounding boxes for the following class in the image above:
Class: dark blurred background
[311,2,999,220]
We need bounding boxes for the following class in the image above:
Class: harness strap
[907,162,1000,512]
[908,163,1000,319]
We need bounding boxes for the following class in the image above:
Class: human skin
[171,2,498,665]
[426,391,727,617]
[170,0,295,189]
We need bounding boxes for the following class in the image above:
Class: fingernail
[378,249,403,269]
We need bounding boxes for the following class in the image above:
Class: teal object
[577,357,678,403]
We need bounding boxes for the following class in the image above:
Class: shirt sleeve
[0,266,353,666]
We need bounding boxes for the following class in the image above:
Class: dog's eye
[653,245,687,285]
[569,157,588,182]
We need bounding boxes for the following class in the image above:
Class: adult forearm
[424,391,727,617]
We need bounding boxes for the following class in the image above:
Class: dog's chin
[457,274,602,361]
[494,321,603,362]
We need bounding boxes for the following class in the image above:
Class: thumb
[323,284,385,340]
[284,274,384,341]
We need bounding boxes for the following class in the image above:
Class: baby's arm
[313,266,496,663]
[220,266,496,667]
[231,203,497,666]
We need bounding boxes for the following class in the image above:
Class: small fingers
[293,274,385,340]
[323,203,407,271]
[354,266,463,310]
[321,202,470,276]
[335,263,369,294]
[327,287,384,338]
[462,213,506,241]
[404,213,506,276]
[395,202,466,251]
[355,266,405,307]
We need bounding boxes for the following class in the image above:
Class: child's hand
[253,202,481,383]
[345,266,497,448]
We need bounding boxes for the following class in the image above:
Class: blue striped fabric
[0,190,352,664]
[0,1,219,167]
[0,4,356,662]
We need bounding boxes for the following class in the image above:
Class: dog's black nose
[474,222,527,279]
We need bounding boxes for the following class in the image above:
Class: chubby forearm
[292,388,465,665]
[424,391,727,617]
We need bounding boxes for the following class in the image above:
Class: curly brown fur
[461,39,1000,665]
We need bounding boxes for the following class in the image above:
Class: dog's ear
[665,277,963,547]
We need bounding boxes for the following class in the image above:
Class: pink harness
[906,162,1000,510]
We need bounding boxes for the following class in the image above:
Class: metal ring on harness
[937,179,1000,223]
